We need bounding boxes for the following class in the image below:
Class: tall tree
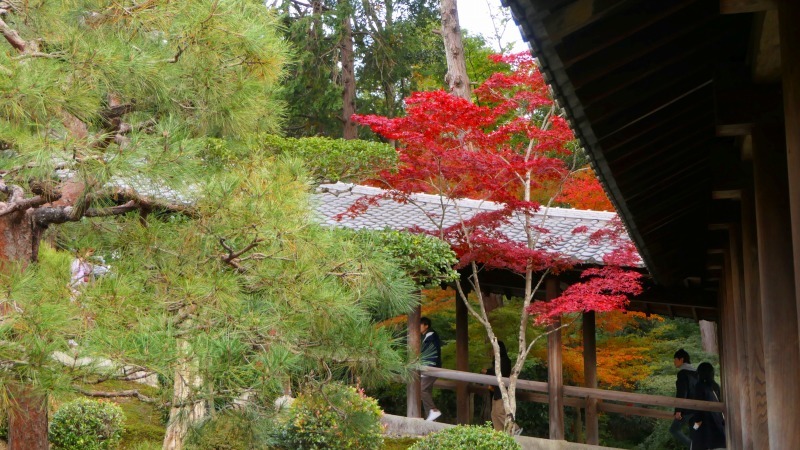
[439,0,471,99]
[340,2,358,139]
[352,52,642,432]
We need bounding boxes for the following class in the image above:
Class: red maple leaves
[352,51,642,322]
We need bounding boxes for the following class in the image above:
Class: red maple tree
[351,52,643,432]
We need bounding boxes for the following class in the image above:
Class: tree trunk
[340,8,357,140]
[699,320,719,355]
[2,211,49,450]
[440,0,471,100]
[162,339,206,450]
[7,385,48,450]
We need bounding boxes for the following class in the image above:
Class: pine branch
[78,388,156,403]
[0,194,57,217]
[219,235,265,273]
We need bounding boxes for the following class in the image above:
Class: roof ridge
[317,182,617,220]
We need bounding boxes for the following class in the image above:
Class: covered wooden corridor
[499,0,800,448]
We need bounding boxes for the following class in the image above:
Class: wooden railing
[422,366,724,421]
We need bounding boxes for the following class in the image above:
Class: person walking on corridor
[688,362,726,450]
[671,349,699,448]
[420,317,442,421]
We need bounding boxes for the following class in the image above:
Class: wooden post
[752,126,800,450]
[582,311,599,445]
[729,226,753,449]
[720,252,743,450]
[407,303,422,418]
[779,0,800,335]
[456,293,470,424]
[547,278,564,440]
[740,166,770,449]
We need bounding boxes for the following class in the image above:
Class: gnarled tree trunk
[2,210,49,450]
[440,0,471,100]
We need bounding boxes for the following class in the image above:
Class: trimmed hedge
[260,135,396,183]
[409,424,521,450]
[280,382,384,449]
[49,398,125,450]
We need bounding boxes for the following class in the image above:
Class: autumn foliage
[557,167,614,211]
[352,52,642,320]
[352,51,644,430]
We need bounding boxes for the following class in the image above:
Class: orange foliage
[378,288,456,328]
[556,167,614,211]
[533,311,661,389]
[596,310,663,334]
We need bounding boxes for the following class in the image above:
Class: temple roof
[313,182,630,266]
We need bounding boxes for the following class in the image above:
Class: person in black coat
[671,349,698,448]
[420,317,442,421]
[482,340,512,431]
[688,362,726,450]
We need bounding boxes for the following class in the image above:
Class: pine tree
[0,2,417,448]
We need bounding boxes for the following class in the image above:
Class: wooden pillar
[407,303,421,418]
[752,126,800,450]
[720,251,743,450]
[456,293,470,424]
[779,0,800,334]
[547,278,564,440]
[740,167,770,449]
[582,311,599,445]
[729,226,754,449]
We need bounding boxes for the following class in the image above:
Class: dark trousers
[421,375,437,416]
[670,414,692,449]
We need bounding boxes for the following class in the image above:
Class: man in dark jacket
[420,317,442,421]
[671,348,699,448]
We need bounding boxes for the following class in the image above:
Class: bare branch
[219,235,264,273]
[13,51,66,60]
[162,45,184,64]
[0,16,26,52]
[0,194,59,218]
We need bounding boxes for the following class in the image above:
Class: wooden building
[501,0,800,448]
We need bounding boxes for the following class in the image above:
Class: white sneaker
[426,410,442,421]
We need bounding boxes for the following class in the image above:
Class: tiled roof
[312,182,633,266]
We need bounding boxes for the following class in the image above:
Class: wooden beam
[583,311,599,445]
[752,126,800,450]
[557,1,706,67]
[717,123,753,136]
[455,294,470,424]
[547,278,564,440]
[720,0,777,14]
[712,189,742,200]
[407,303,422,418]
[752,11,781,83]
[421,367,725,412]
[542,0,628,43]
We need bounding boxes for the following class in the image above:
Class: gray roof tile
[312,182,638,266]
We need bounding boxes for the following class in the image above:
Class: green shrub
[186,410,284,450]
[259,135,396,183]
[280,382,384,449]
[49,398,125,450]
[409,424,521,450]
